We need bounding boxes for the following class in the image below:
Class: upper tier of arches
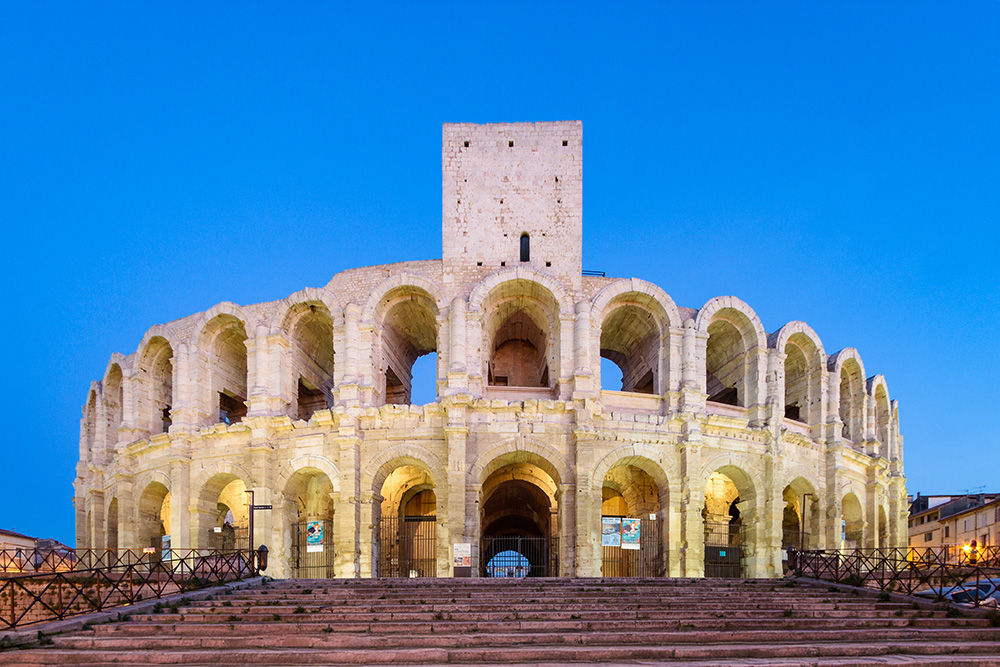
[79,270,899,463]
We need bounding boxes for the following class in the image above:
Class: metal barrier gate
[291,521,335,578]
[601,516,664,577]
[378,515,437,578]
[704,521,744,577]
[480,535,558,577]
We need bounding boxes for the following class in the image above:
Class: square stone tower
[442,121,582,287]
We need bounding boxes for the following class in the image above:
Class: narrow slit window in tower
[520,233,530,262]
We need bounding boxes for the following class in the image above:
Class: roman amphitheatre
[74,121,906,580]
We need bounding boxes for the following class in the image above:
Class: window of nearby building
[924,531,934,542]
[965,519,970,532]
[945,525,950,538]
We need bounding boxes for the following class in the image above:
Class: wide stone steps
[3,577,1000,665]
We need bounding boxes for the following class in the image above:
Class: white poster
[453,542,472,568]
[602,517,621,547]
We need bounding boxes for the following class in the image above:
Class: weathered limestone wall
[73,121,907,580]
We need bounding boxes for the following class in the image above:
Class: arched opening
[704,467,756,577]
[377,464,437,577]
[483,280,559,391]
[783,333,820,423]
[878,505,889,549]
[283,468,335,578]
[705,313,753,407]
[104,364,123,450]
[377,288,439,405]
[285,303,335,421]
[781,478,818,550]
[138,337,173,436]
[481,458,559,577]
[107,498,118,551]
[874,384,890,458]
[601,462,666,576]
[82,390,98,461]
[201,315,248,426]
[842,493,864,550]
[520,233,530,262]
[196,473,249,550]
[136,482,170,551]
[839,359,865,443]
[599,301,660,394]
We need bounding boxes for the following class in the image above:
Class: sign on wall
[307,521,324,553]
[621,518,641,550]
[602,517,621,547]
[453,542,472,568]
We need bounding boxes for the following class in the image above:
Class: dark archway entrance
[480,467,557,577]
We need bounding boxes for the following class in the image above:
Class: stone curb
[0,576,265,650]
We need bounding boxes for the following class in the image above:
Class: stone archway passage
[377,466,437,578]
[704,471,745,577]
[480,464,558,577]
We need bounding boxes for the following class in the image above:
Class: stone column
[557,482,576,577]
[168,453,192,549]
[572,301,595,397]
[573,428,597,576]
[334,430,362,577]
[678,417,703,577]
[444,423,469,577]
[169,343,196,431]
[446,298,469,394]
[339,304,362,406]
[558,312,575,399]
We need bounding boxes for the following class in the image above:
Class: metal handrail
[0,548,256,629]
[793,546,1000,607]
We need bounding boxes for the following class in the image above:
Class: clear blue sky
[1,2,997,547]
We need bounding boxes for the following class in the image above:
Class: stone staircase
[4,577,1000,666]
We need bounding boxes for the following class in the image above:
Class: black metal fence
[291,521,335,578]
[601,516,664,577]
[481,535,558,577]
[794,546,1000,605]
[0,548,255,628]
[378,516,437,578]
[704,521,744,577]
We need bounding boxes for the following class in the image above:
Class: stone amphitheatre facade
[74,121,907,580]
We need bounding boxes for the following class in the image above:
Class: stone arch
[280,297,337,420]
[135,478,170,550]
[361,274,447,323]
[367,282,441,406]
[473,275,565,390]
[101,361,124,451]
[868,375,891,457]
[591,280,680,394]
[279,461,338,578]
[472,438,572,489]
[594,448,671,577]
[592,444,673,494]
[272,287,340,331]
[364,444,445,494]
[81,387,98,462]
[696,297,767,408]
[770,321,826,425]
[842,492,865,549]
[134,333,174,436]
[106,497,119,551]
[365,447,442,579]
[701,456,762,576]
[195,305,250,426]
[468,266,572,316]
[192,461,255,549]
[829,349,867,443]
[276,454,341,496]
[780,475,819,550]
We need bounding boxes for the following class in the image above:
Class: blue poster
[602,517,621,547]
[621,518,641,550]
[307,521,324,553]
